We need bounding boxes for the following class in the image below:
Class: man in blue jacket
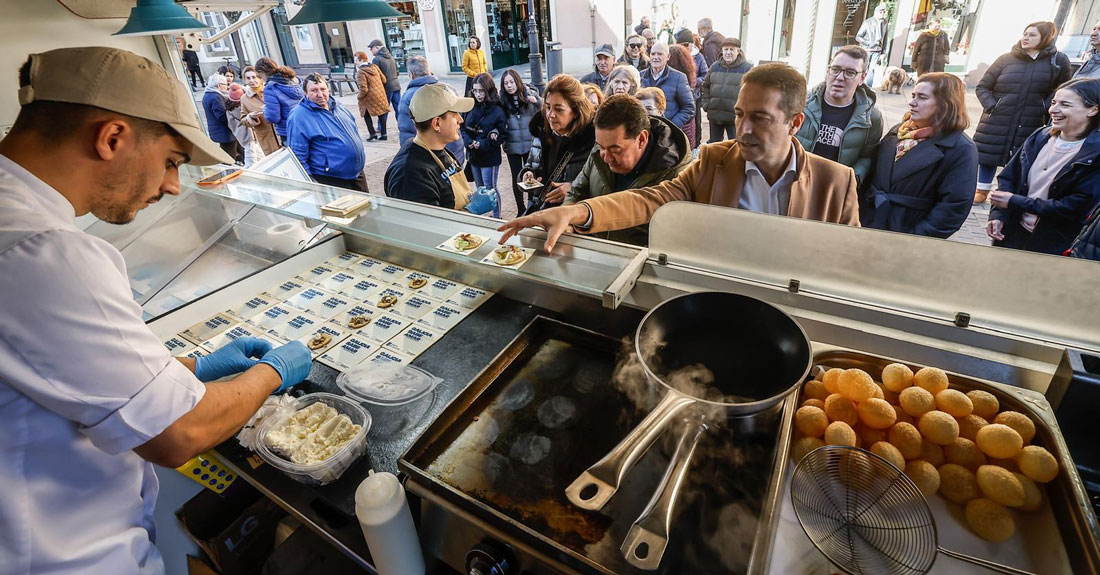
[397,56,465,166]
[641,42,695,137]
[286,74,367,192]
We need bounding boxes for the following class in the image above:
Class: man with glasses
[619,34,650,71]
[795,45,883,188]
[286,74,368,192]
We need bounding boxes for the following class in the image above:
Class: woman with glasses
[618,34,649,71]
[862,73,977,237]
[202,73,241,163]
[463,73,508,193]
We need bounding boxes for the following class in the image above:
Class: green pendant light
[114,0,210,36]
[288,0,404,25]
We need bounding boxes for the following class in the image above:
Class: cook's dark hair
[832,45,869,71]
[473,73,499,103]
[254,56,295,79]
[303,73,328,90]
[1053,78,1100,134]
[740,63,806,121]
[915,72,969,134]
[594,94,650,139]
[1024,21,1058,51]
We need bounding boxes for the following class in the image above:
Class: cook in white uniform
[0,47,314,574]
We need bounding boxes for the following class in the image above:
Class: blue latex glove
[194,337,272,382]
[258,341,313,393]
[464,186,498,216]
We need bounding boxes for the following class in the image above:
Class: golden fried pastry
[919,410,960,446]
[822,367,845,394]
[967,390,1000,419]
[993,411,1036,444]
[921,440,946,467]
[905,460,940,496]
[348,315,371,329]
[795,406,829,437]
[988,457,1019,472]
[939,463,980,505]
[306,333,332,350]
[1013,472,1043,512]
[492,245,527,265]
[914,367,950,395]
[792,436,825,463]
[870,441,906,470]
[935,388,973,417]
[871,383,885,400]
[881,363,915,392]
[801,398,825,410]
[858,398,897,429]
[408,277,427,289]
[976,424,1024,459]
[824,421,858,447]
[453,233,484,251]
[824,394,859,426]
[1017,445,1059,483]
[888,422,923,459]
[856,424,887,447]
[898,386,936,417]
[957,414,988,441]
[976,465,1025,507]
[377,294,399,308]
[802,379,829,402]
[965,498,1015,542]
[837,369,877,402]
[944,437,987,472]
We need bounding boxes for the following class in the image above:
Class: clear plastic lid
[336,363,442,406]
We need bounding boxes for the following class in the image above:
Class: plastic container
[355,470,426,575]
[255,393,371,486]
[336,363,442,406]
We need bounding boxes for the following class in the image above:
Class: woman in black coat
[519,75,597,214]
[463,73,508,191]
[987,79,1100,254]
[972,21,1072,202]
[911,19,949,76]
[862,73,977,237]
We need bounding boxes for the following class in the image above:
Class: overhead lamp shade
[114,0,210,36]
[288,0,404,25]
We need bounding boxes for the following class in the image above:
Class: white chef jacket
[0,154,206,575]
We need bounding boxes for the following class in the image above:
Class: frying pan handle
[564,391,696,510]
[621,418,708,571]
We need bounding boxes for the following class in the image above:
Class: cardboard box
[176,483,286,575]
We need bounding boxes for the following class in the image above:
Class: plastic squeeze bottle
[355,470,426,575]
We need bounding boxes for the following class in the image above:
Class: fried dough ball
[795,406,829,437]
[792,436,825,463]
[898,386,936,417]
[976,465,1025,507]
[1017,445,1059,483]
[935,389,973,417]
[824,394,859,426]
[871,383,885,400]
[801,398,825,410]
[976,424,1024,459]
[888,422,923,459]
[945,437,987,471]
[939,463,980,505]
[966,498,1015,542]
[967,390,1000,419]
[822,367,845,394]
[1013,472,1043,512]
[803,379,829,401]
[837,369,876,402]
[957,414,988,441]
[919,410,960,446]
[824,421,858,447]
[921,440,946,467]
[870,441,906,470]
[914,367,950,395]
[856,424,888,447]
[993,411,1036,444]
[905,460,940,496]
[881,363,915,392]
[858,398,897,429]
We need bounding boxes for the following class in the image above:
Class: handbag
[523,150,574,215]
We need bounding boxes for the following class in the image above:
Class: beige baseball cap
[18,46,232,166]
[409,83,473,122]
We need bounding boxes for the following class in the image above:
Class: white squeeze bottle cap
[355,470,426,575]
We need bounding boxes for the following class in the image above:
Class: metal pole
[527,0,544,94]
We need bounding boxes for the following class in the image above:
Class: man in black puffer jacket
[369,40,401,140]
[701,37,752,142]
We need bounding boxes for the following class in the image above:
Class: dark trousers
[465,77,475,96]
[376,90,400,136]
[363,112,377,138]
[993,218,1033,251]
[312,172,369,194]
[709,122,736,143]
[187,67,203,89]
[219,140,243,164]
[506,152,528,211]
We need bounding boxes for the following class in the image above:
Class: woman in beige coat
[355,51,390,141]
[239,66,280,155]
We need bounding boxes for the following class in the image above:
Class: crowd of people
[200,13,1100,261]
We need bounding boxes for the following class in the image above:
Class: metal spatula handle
[937,547,1036,575]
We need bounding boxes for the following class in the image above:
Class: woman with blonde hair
[462,36,488,96]
[519,75,597,213]
[603,65,641,98]
[583,83,605,108]
[635,87,667,116]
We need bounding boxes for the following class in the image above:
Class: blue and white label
[447,286,491,310]
[298,324,346,355]
[264,279,306,299]
[324,252,363,268]
[386,325,438,355]
[353,257,387,278]
[368,313,407,343]
[303,264,336,283]
[314,294,352,319]
[367,349,411,365]
[163,336,194,354]
[284,287,329,313]
[319,335,376,369]
[250,304,294,330]
[225,294,275,321]
[331,305,377,329]
[429,278,462,299]
[399,295,437,320]
[380,264,407,282]
[343,277,383,300]
[181,313,236,344]
[318,271,360,292]
[270,312,321,340]
[201,323,261,351]
[422,303,466,330]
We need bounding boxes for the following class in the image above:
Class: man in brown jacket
[499,63,860,252]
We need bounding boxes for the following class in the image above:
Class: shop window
[442,0,475,71]
[200,12,234,56]
[382,1,424,73]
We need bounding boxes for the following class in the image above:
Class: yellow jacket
[462,48,487,78]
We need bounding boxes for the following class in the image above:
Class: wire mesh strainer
[790,445,1036,575]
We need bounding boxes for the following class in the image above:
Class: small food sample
[905,460,941,496]
[918,410,959,446]
[264,402,362,465]
[914,367,949,395]
[967,390,1000,419]
[803,379,829,401]
[857,398,897,429]
[921,440,946,467]
[307,333,332,350]
[348,315,371,329]
[888,422,923,459]
[1016,445,1059,483]
[870,441,905,470]
[881,363,914,392]
[976,424,1023,459]
[824,394,859,426]
[824,421,857,447]
[837,369,876,402]
[935,388,973,417]
[492,245,527,266]
[976,465,1025,507]
[792,436,825,463]
[944,437,987,471]
[993,411,1036,444]
[957,414,988,442]
[795,406,829,437]
[898,386,936,417]
[377,294,399,309]
[939,463,980,505]
[801,398,825,410]
[822,367,845,394]
[407,277,428,289]
[453,233,484,251]
[1014,472,1043,511]
[965,498,1015,542]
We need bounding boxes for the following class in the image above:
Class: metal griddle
[400,316,797,574]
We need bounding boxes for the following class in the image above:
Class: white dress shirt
[0,154,206,575]
[740,142,799,216]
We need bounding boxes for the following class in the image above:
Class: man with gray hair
[856,4,890,86]
[1073,21,1100,79]
[397,56,465,164]
[698,17,725,66]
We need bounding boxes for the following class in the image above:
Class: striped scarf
[895,113,934,161]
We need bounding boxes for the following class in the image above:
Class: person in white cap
[0,46,312,574]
